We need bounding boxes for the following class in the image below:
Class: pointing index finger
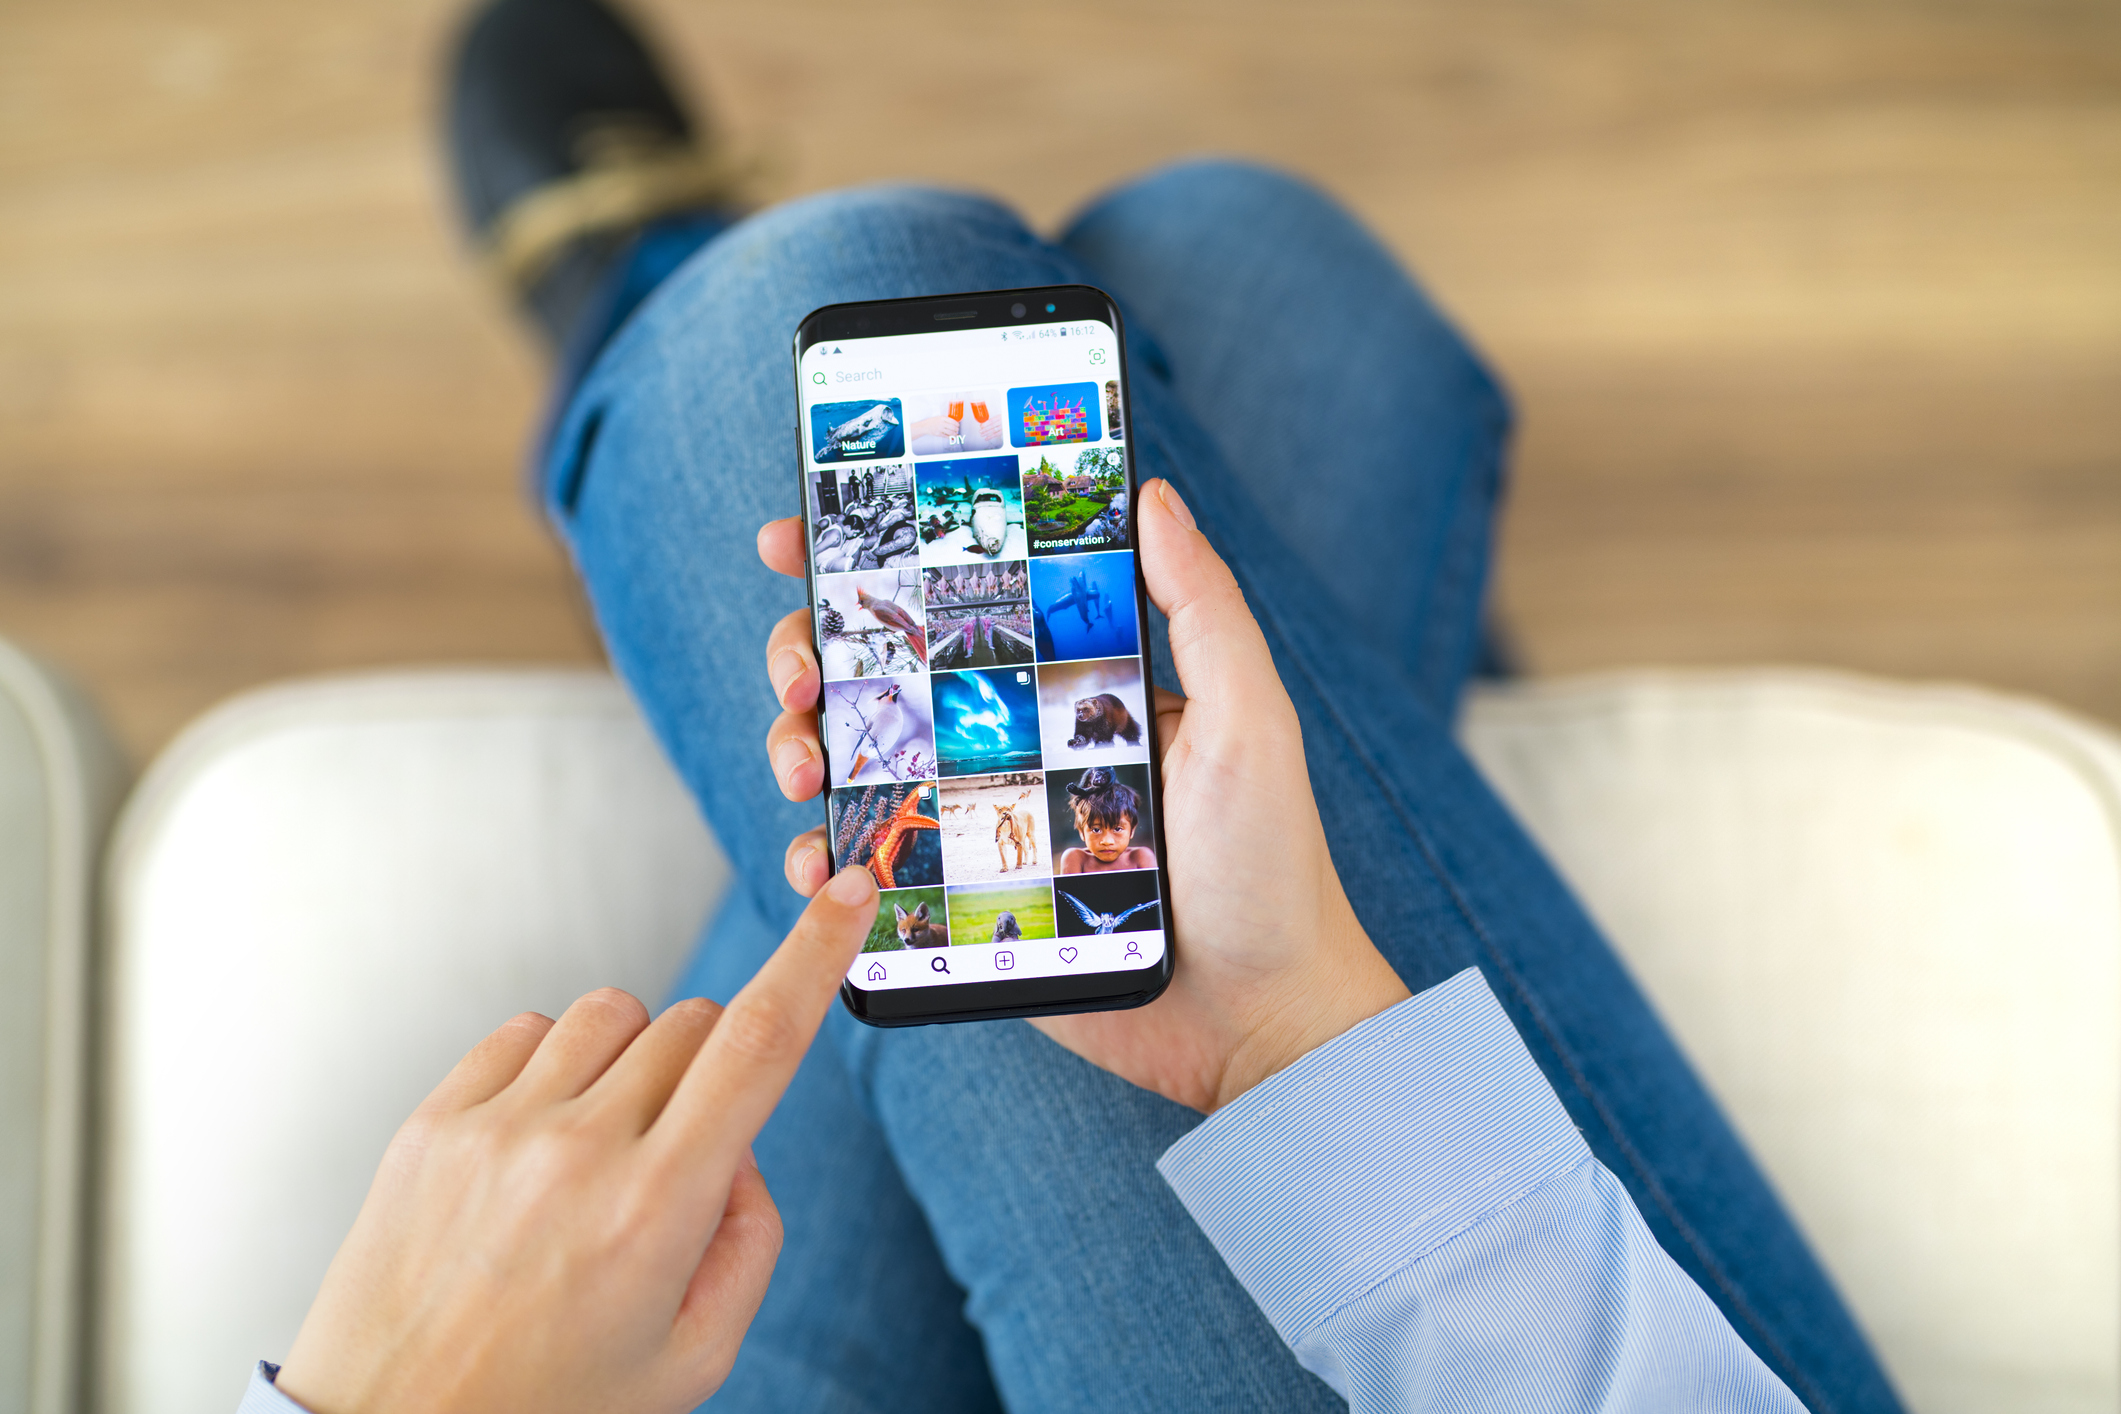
[649,868,877,1194]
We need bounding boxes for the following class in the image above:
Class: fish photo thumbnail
[1029,551,1138,663]
[822,674,935,787]
[831,781,942,890]
[916,455,1027,565]
[810,464,918,573]
[1035,658,1149,768]
[811,397,905,463]
[931,666,1042,778]
[817,567,926,681]
[945,880,1057,949]
[1007,381,1102,447]
[1024,446,1128,557]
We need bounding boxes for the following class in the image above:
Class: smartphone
[793,286,1174,1026]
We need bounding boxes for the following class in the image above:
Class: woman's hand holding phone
[758,479,1409,1113]
[270,871,881,1414]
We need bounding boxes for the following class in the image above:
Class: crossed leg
[545,165,1901,1414]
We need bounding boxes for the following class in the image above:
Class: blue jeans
[543,161,1901,1414]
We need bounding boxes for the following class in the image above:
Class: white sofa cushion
[0,640,124,1414]
[98,672,727,1414]
[98,666,2121,1414]
[1462,670,2121,1414]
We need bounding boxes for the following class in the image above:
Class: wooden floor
[2,0,2116,764]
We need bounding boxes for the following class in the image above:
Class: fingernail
[826,866,876,904]
[770,648,807,702]
[792,841,820,881]
[773,738,812,780]
[1158,480,1197,531]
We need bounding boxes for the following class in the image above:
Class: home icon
[866,961,887,983]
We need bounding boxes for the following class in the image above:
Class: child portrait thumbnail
[937,771,1048,884]
[945,881,1057,949]
[905,388,1006,456]
[931,666,1042,779]
[822,675,935,787]
[1054,869,1162,939]
[830,780,941,890]
[863,886,947,953]
[1036,658,1149,767]
[811,397,904,463]
[810,464,917,573]
[925,561,1033,671]
[1023,446,1128,557]
[1007,381,1102,447]
[915,456,1027,564]
[817,568,926,680]
[1046,764,1155,875]
[1029,551,1138,664]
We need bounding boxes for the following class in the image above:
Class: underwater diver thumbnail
[1029,551,1138,663]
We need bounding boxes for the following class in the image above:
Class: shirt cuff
[236,1362,310,1414]
[1157,966,1591,1346]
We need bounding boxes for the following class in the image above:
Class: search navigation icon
[811,371,827,385]
[930,956,950,974]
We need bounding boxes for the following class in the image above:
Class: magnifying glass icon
[811,371,827,385]
[931,956,949,974]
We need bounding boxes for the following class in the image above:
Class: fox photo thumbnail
[932,666,1042,778]
[1054,869,1161,939]
[1007,381,1102,447]
[945,880,1057,949]
[817,568,926,680]
[830,781,941,890]
[916,455,1027,565]
[905,389,1006,456]
[1029,551,1139,664]
[862,886,947,953]
[925,561,1033,671]
[810,464,917,572]
[1024,446,1128,557]
[811,397,904,463]
[1036,658,1149,768]
[1047,764,1155,875]
[937,771,1048,885]
[822,675,935,787]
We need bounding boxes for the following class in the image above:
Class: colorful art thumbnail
[1007,382,1102,447]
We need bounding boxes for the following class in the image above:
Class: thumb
[1137,480,1289,724]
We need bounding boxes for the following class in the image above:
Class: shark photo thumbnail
[1029,550,1138,663]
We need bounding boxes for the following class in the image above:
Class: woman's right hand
[754,480,1409,1114]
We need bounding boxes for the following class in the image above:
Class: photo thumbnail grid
[808,376,1157,957]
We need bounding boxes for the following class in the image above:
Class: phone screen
[797,299,1167,1014]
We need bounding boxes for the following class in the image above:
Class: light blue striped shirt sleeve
[1158,967,1809,1412]
[236,1363,307,1413]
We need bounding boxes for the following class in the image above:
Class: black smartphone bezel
[793,284,1175,1027]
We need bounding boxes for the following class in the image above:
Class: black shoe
[444,0,738,347]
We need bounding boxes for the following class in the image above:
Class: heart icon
[1058,947,1079,964]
